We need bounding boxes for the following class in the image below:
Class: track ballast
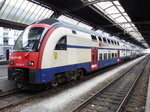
[72,56,149,112]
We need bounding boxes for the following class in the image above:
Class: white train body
[8,19,143,88]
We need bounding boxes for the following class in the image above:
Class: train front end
[8,24,51,88]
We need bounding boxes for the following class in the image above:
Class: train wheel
[51,76,59,87]
[77,69,84,79]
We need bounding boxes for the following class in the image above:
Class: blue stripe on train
[37,54,141,84]
[37,62,91,84]
[37,58,118,84]
[99,58,118,68]
[67,45,140,51]
[67,45,118,50]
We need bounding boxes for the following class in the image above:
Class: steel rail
[0,89,22,98]
[0,88,53,111]
[116,57,149,112]
[0,56,147,111]
[72,56,148,112]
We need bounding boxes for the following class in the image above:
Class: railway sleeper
[96,97,112,102]
[86,105,107,112]
[100,97,122,103]
[92,101,117,111]
[97,98,121,105]
[101,94,121,98]
[101,92,124,97]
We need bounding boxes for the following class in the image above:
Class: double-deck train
[8,18,143,88]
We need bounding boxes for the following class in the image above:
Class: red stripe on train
[37,27,55,69]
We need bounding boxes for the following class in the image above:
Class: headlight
[28,61,34,66]
[9,61,14,65]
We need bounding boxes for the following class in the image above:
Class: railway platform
[0,60,8,65]
[145,73,150,112]
[0,78,16,92]
[0,64,16,92]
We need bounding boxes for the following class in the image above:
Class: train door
[91,49,98,70]
[117,49,120,63]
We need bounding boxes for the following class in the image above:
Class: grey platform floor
[0,65,16,92]
[145,73,150,112]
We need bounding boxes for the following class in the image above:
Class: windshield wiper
[24,49,32,57]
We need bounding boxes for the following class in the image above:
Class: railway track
[0,89,21,98]
[0,88,48,111]
[72,56,149,112]
[0,56,147,111]
[122,58,150,112]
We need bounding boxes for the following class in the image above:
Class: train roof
[34,18,59,26]
[35,18,137,46]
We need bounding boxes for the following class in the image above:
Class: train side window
[72,30,76,34]
[92,51,95,64]
[112,53,114,58]
[98,36,102,42]
[107,39,111,44]
[55,36,67,50]
[116,42,118,45]
[91,35,97,42]
[103,38,107,43]
[108,53,111,59]
[104,53,107,60]
[111,40,113,44]
[99,53,103,60]
[115,53,117,58]
[117,42,120,45]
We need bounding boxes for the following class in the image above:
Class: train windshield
[13,27,48,52]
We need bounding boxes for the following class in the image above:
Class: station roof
[119,0,150,48]
[0,0,149,48]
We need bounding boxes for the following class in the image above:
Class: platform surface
[0,65,16,92]
[0,65,8,78]
[145,73,150,112]
[0,60,8,65]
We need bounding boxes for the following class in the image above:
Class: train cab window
[99,53,103,60]
[91,35,97,42]
[98,37,102,42]
[103,38,107,43]
[104,53,107,60]
[72,30,76,34]
[55,36,67,50]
